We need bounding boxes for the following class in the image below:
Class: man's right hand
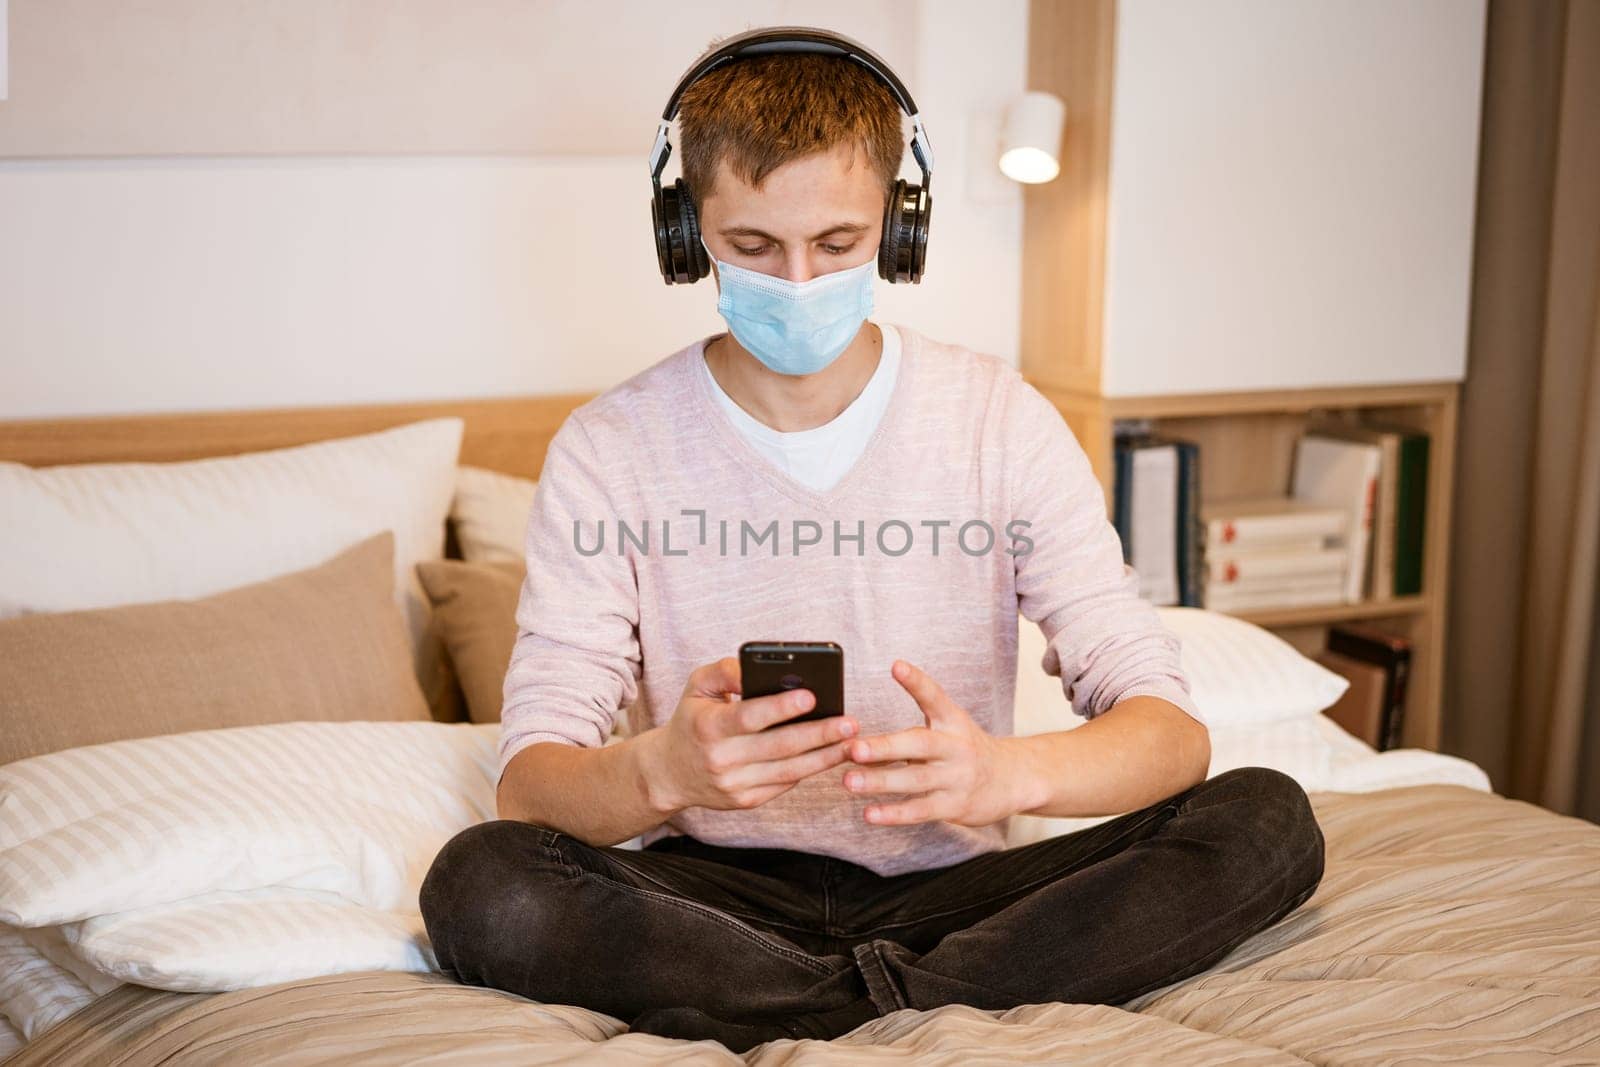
[637,656,859,816]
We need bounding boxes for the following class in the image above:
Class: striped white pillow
[14,923,122,998]
[0,720,500,928]
[451,464,539,565]
[0,923,102,1041]
[61,888,435,993]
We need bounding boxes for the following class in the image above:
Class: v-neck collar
[689,322,918,509]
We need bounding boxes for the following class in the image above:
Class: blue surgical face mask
[703,238,875,376]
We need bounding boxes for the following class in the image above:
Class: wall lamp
[999,90,1067,184]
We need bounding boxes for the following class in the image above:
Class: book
[1292,435,1383,604]
[1359,419,1431,597]
[1209,534,1328,555]
[1206,545,1347,584]
[1201,496,1348,549]
[1314,648,1390,748]
[1204,574,1346,613]
[1173,438,1202,607]
[1303,419,1399,601]
[1326,623,1412,751]
[1114,437,1179,605]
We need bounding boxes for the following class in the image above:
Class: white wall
[1101,0,1486,396]
[0,1,1026,418]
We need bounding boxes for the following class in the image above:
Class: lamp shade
[999,90,1066,184]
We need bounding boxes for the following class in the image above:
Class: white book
[1206,545,1348,584]
[1304,420,1404,602]
[1129,444,1180,606]
[1200,496,1348,548]
[1207,535,1336,558]
[1208,570,1350,595]
[1205,575,1346,613]
[1291,436,1383,604]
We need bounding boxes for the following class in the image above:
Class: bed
[2,396,1597,1065]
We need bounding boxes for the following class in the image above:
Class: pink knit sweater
[500,324,1204,876]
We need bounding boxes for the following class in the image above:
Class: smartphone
[738,641,844,729]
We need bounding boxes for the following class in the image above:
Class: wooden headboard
[0,392,595,480]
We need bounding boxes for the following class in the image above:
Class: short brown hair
[677,48,904,215]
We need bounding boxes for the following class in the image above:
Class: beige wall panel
[0,0,919,157]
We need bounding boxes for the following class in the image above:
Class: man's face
[699,141,884,285]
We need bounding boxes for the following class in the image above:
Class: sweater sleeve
[1009,381,1207,728]
[498,413,642,785]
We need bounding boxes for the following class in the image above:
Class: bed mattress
[7,782,1599,1065]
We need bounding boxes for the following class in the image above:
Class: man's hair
[677,48,904,215]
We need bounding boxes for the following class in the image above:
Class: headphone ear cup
[908,186,930,284]
[653,179,708,284]
[652,181,675,283]
[878,179,906,283]
[676,179,709,281]
[879,179,931,284]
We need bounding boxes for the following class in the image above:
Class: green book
[1359,420,1430,596]
[1390,431,1430,596]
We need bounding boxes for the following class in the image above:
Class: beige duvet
[9,784,1600,1065]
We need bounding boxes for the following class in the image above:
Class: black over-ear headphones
[649,25,935,286]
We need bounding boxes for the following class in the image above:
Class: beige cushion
[0,530,430,766]
[415,626,468,725]
[415,558,523,725]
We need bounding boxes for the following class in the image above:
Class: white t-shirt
[700,322,902,493]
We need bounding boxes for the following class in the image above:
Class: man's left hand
[842,660,1031,828]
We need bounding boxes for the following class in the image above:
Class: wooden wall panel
[1019,0,1115,395]
[0,392,592,482]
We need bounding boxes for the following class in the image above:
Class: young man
[420,34,1325,1053]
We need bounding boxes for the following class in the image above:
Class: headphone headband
[648,25,935,184]
[661,26,919,122]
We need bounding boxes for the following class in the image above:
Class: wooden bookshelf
[1030,383,1460,755]
[1020,0,1462,753]
[1231,595,1428,629]
[1024,380,1458,754]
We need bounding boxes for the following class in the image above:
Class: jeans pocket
[523,824,579,873]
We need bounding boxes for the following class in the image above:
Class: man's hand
[842,660,1031,828]
[637,657,861,816]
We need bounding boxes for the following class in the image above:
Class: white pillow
[1014,607,1349,734]
[0,417,464,660]
[1156,606,1350,724]
[452,464,538,565]
[0,721,499,927]
[15,924,122,997]
[61,888,433,993]
[0,721,498,1039]
[0,923,99,1041]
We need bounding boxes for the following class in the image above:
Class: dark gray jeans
[419,765,1324,1026]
